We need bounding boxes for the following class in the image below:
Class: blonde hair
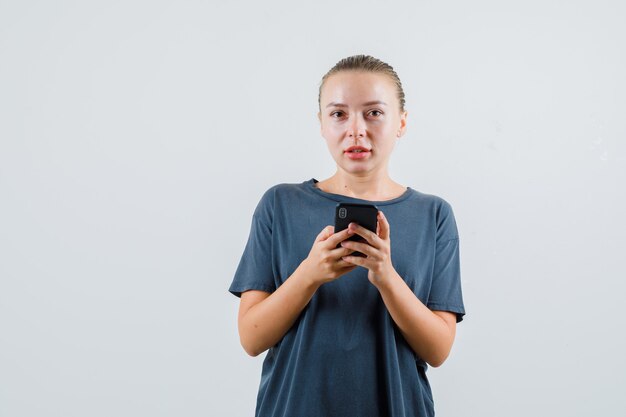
[318,54,406,113]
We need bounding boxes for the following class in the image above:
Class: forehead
[321,71,396,105]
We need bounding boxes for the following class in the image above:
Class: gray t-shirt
[229,178,466,417]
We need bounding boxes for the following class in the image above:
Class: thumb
[315,225,334,242]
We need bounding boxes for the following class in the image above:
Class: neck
[319,170,404,201]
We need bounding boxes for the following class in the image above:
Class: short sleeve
[228,189,277,298]
[427,200,466,323]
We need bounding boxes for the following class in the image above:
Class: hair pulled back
[318,54,406,113]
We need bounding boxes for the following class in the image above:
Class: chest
[271,205,437,303]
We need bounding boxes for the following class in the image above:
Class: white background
[1,1,625,416]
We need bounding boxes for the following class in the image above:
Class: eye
[369,110,383,117]
[330,111,344,118]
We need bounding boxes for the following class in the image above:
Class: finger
[315,225,334,242]
[326,226,355,246]
[338,259,358,269]
[340,240,375,257]
[327,247,358,268]
[330,245,360,259]
[348,222,380,246]
[378,211,390,241]
[341,254,365,266]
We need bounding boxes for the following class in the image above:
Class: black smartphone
[334,202,379,257]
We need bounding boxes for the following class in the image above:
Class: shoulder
[408,189,459,240]
[257,181,307,205]
[253,181,310,218]
[408,188,455,214]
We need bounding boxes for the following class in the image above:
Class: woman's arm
[374,272,457,367]
[237,225,356,356]
[238,263,320,357]
[340,211,458,367]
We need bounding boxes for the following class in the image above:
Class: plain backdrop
[1,1,625,416]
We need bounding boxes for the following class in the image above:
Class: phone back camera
[339,207,347,219]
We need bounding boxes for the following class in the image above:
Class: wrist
[297,258,322,291]
[371,267,401,293]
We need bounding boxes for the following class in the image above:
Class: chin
[340,164,372,174]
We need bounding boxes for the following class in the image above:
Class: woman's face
[318,71,407,176]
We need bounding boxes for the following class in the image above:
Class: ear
[317,111,323,135]
[397,110,408,138]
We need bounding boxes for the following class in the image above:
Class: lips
[344,146,371,160]
[344,146,371,153]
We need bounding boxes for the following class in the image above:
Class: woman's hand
[340,210,395,287]
[338,210,457,366]
[301,225,358,286]
[238,225,356,356]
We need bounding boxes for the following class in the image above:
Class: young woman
[229,54,466,417]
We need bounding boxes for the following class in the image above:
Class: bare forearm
[240,261,321,356]
[375,271,454,367]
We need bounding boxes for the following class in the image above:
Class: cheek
[322,123,343,136]
[321,127,346,148]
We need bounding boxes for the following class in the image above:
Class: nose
[347,113,366,139]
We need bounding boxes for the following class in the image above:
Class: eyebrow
[325,100,387,108]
